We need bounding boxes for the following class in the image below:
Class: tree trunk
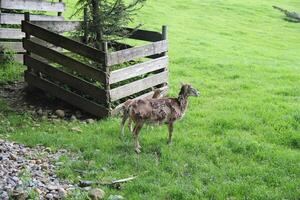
[91,0,104,50]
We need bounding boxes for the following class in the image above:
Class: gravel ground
[0,139,77,199]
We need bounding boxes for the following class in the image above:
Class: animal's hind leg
[120,112,128,137]
[128,118,134,133]
[133,122,144,153]
[167,122,174,145]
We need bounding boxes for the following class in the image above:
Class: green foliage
[72,0,146,45]
[0,45,15,65]
[0,61,24,85]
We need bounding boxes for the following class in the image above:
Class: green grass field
[1,0,300,199]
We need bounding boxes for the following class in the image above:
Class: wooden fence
[0,0,65,62]
[22,15,168,118]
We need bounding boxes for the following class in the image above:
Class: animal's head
[179,83,200,97]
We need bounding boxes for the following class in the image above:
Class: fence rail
[110,71,168,102]
[0,28,25,39]
[106,40,168,66]
[0,13,64,25]
[109,56,168,84]
[1,0,65,12]
[31,21,81,33]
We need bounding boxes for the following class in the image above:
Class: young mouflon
[120,84,200,153]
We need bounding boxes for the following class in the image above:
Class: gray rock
[41,163,49,170]
[58,188,68,198]
[70,127,82,133]
[12,188,28,200]
[42,115,48,120]
[47,184,58,191]
[55,109,65,118]
[0,191,9,200]
[86,119,95,124]
[46,193,54,199]
[37,109,43,116]
[9,154,17,161]
[75,111,82,119]
[108,195,124,200]
[88,188,105,200]
[70,115,77,121]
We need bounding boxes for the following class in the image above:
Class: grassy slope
[1,0,300,199]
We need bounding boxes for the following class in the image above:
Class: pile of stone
[0,139,76,199]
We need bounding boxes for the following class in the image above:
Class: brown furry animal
[121,84,200,153]
[121,88,163,136]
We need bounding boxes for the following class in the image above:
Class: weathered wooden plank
[24,55,106,103]
[31,21,81,33]
[1,13,64,25]
[106,40,168,66]
[109,56,168,84]
[110,85,168,116]
[25,71,108,118]
[0,39,61,53]
[22,21,104,62]
[31,37,63,52]
[109,71,168,101]
[119,27,162,42]
[23,39,106,83]
[0,0,65,12]
[0,28,24,39]
[14,54,24,64]
[0,42,24,52]
[112,41,164,59]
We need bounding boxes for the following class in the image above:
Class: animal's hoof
[135,148,141,154]
[137,145,142,149]
[167,140,173,145]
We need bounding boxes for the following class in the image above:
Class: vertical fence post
[162,25,168,56]
[103,42,111,115]
[162,25,168,88]
[0,1,2,29]
[83,7,88,44]
[24,12,30,56]
[24,12,31,71]
[24,13,30,42]
[58,0,63,17]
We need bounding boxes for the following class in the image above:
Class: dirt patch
[0,80,96,121]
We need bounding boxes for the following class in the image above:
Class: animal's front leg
[167,122,174,145]
[133,122,144,153]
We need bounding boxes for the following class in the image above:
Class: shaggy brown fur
[121,84,200,153]
[120,88,163,136]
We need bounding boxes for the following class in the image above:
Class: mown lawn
[1,0,300,199]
